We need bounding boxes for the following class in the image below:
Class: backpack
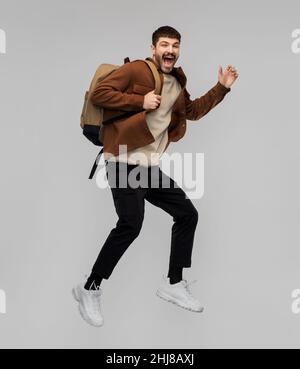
[80,57,162,179]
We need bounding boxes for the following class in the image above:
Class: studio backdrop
[0,0,300,349]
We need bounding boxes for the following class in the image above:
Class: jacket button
[182,123,186,127]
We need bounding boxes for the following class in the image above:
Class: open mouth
[162,55,175,67]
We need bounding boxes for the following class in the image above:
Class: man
[73,26,238,327]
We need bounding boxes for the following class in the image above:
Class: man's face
[151,37,180,73]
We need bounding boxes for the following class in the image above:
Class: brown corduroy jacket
[90,57,231,157]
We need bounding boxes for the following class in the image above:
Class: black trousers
[92,161,199,279]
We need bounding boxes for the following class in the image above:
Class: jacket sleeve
[184,81,231,121]
[90,62,145,111]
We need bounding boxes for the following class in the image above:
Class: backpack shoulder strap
[142,59,162,95]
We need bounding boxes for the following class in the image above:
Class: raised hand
[218,65,239,88]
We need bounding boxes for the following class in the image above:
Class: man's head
[151,26,181,73]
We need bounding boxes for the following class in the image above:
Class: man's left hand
[218,65,239,88]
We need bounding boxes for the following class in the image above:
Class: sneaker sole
[72,287,104,328]
[156,290,204,313]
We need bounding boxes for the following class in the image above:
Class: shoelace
[163,274,198,293]
[89,285,102,310]
[183,279,198,300]
[82,275,102,307]
[83,274,102,293]
[89,280,102,292]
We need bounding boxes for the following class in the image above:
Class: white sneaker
[72,283,104,327]
[156,275,204,313]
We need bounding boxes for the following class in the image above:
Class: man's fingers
[227,65,238,73]
[224,65,239,80]
[228,66,238,75]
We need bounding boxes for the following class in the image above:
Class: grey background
[0,0,300,349]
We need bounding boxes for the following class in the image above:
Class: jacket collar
[145,57,187,89]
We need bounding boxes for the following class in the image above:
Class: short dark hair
[152,26,181,47]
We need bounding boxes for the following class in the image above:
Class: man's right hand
[143,90,161,110]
